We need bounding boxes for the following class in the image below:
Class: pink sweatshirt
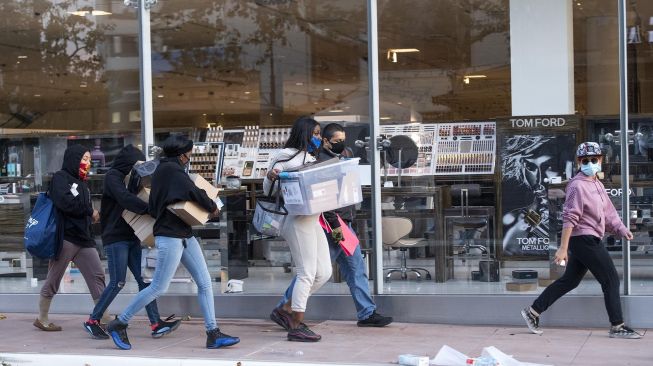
[562,172,629,239]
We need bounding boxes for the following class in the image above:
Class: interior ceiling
[0,0,647,132]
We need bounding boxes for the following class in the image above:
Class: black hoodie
[100,145,149,245]
[150,156,217,238]
[50,144,95,248]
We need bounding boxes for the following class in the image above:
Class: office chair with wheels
[382,216,432,282]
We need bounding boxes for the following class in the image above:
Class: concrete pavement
[0,313,651,365]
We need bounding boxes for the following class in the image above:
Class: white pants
[282,214,332,313]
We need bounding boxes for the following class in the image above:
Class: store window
[374,0,633,296]
[0,1,140,293]
[625,1,653,295]
[149,0,370,295]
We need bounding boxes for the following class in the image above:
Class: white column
[138,0,155,159]
[509,0,575,115]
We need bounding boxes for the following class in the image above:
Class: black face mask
[329,141,345,154]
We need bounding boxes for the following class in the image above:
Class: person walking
[107,135,239,350]
[521,142,641,339]
[264,116,332,342]
[83,145,180,339]
[34,145,105,331]
[270,123,392,330]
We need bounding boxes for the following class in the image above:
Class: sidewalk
[0,313,650,365]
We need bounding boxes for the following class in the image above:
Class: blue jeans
[91,240,160,324]
[278,226,376,321]
[118,236,218,331]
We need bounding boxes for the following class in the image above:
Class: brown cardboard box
[506,282,538,292]
[121,188,150,224]
[121,188,155,246]
[132,215,155,247]
[167,174,220,226]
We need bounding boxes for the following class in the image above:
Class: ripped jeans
[90,240,160,324]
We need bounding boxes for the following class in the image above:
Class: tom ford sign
[498,115,578,132]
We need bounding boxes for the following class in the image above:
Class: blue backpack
[24,193,59,259]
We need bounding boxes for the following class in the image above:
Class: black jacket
[100,145,148,245]
[150,157,217,238]
[319,148,355,229]
[50,144,95,249]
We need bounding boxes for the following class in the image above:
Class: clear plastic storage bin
[279,158,362,215]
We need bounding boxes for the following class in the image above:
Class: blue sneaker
[107,318,132,350]
[206,328,240,349]
[151,315,181,338]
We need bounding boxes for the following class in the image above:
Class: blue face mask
[308,136,322,152]
[581,161,601,177]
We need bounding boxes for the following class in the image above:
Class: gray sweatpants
[40,240,106,300]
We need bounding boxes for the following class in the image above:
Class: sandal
[33,318,62,331]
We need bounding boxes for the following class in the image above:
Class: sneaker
[83,319,109,339]
[151,315,181,338]
[609,324,642,339]
[107,318,132,350]
[287,323,321,342]
[270,307,292,331]
[521,307,543,335]
[206,328,240,349]
[357,311,393,327]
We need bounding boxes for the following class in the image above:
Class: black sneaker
[357,311,393,327]
[521,307,543,335]
[151,315,181,338]
[609,324,642,339]
[83,319,109,340]
[287,323,321,342]
[107,318,132,350]
[206,328,240,349]
[270,307,292,331]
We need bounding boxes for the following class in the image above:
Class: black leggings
[532,235,623,325]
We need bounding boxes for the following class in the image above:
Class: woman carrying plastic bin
[521,142,641,339]
[107,134,240,350]
[264,116,332,342]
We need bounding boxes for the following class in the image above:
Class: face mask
[79,162,91,181]
[581,161,601,177]
[308,136,322,152]
[329,141,345,154]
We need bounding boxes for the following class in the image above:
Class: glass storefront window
[149,0,370,295]
[0,1,140,293]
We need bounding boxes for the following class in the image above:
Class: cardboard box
[121,188,155,246]
[506,282,538,292]
[121,188,151,224]
[167,174,220,226]
[132,215,155,247]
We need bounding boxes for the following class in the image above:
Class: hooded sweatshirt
[49,144,95,248]
[149,156,217,238]
[562,172,629,239]
[100,145,149,245]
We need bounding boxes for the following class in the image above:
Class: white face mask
[581,161,601,177]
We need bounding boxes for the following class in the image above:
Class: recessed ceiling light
[244,91,251,94]
[80,82,87,88]
[202,113,207,116]
[295,82,304,86]
[68,10,112,16]
[33,94,41,97]
[323,88,331,91]
[157,94,164,98]
[397,102,402,105]
[220,113,224,116]
[229,100,235,104]
[380,117,391,120]
[17,55,27,59]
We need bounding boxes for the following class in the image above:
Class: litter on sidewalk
[431,345,553,366]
